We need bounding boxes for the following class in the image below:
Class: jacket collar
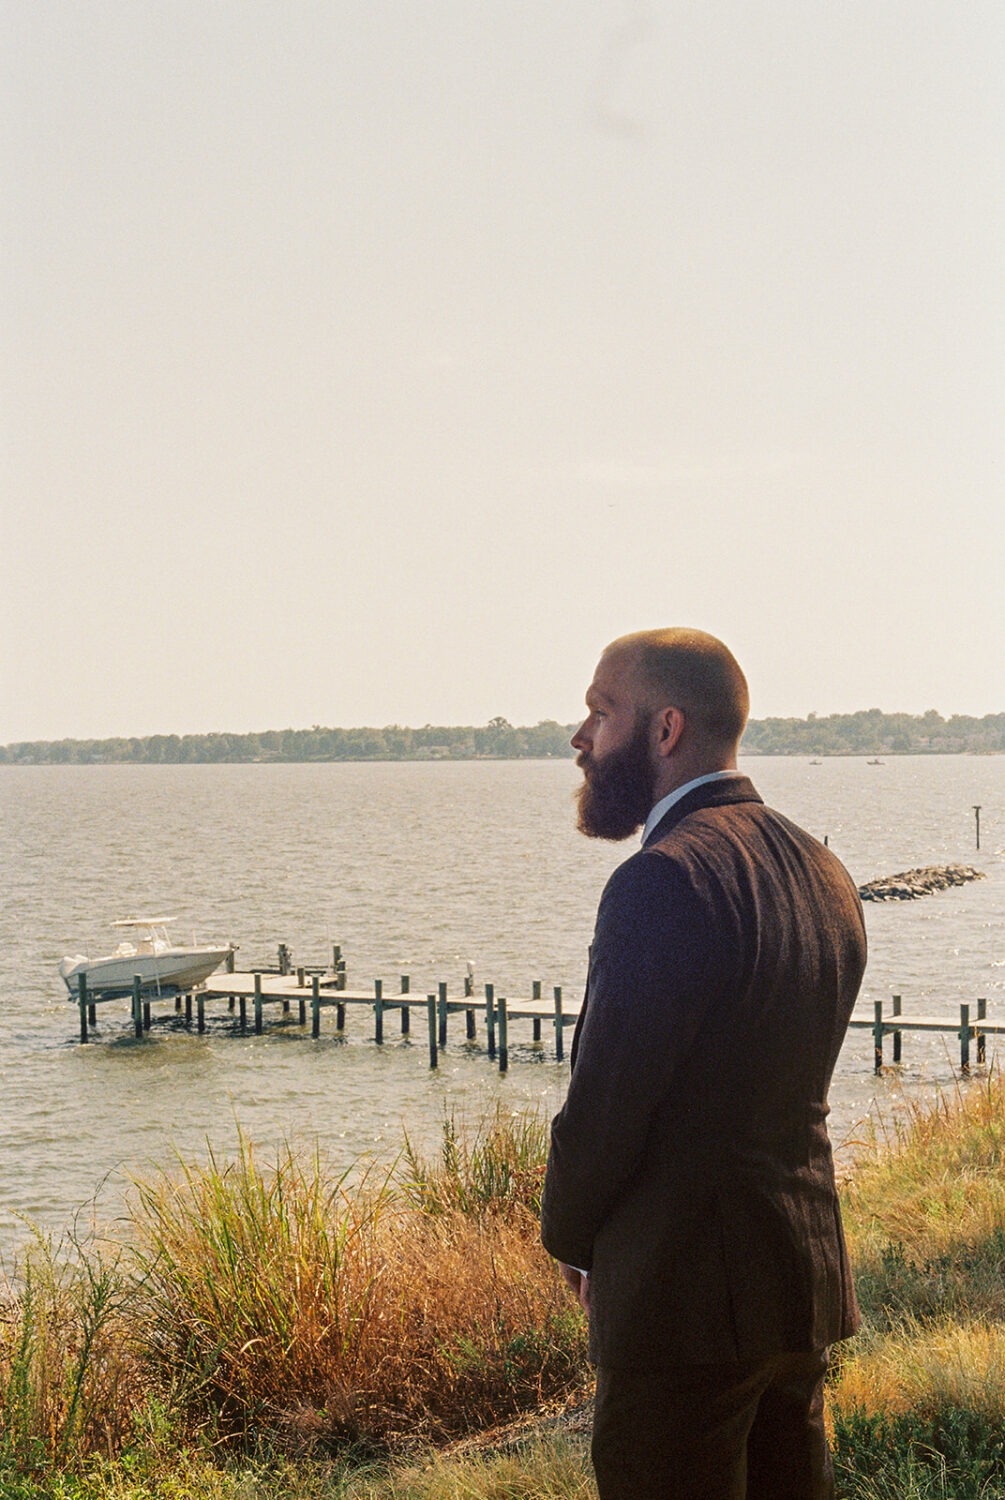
[641,773,762,848]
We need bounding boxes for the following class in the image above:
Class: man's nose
[571,721,589,752]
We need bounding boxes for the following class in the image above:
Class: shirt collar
[641,770,746,845]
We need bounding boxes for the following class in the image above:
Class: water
[1,756,1002,1258]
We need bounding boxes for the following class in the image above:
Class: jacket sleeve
[540,850,717,1271]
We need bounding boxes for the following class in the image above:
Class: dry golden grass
[127,1129,586,1452]
[830,1318,1005,1421]
[842,1077,1005,1258]
[0,1232,147,1471]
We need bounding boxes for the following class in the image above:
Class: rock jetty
[858,864,986,902]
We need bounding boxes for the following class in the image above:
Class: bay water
[1,755,1002,1259]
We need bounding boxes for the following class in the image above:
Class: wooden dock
[70,945,999,1077]
[73,956,575,1071]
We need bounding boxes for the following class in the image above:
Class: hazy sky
[4,2,1003,742]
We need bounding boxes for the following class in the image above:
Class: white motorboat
[60,918,232,1001]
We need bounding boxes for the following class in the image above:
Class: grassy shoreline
[5,1084,1005,1498]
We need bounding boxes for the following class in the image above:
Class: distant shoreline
[2,707,1005,765]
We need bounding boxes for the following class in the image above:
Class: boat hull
[61,947,231,1001]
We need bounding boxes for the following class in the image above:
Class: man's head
[572,628,749,840]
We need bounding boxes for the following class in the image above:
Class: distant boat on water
[866,758,885,766]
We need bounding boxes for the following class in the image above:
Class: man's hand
[558,1261,591,1313]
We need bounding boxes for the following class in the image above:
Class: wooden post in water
[438,981,448,1048]
[175,993,182,1013]
[464,973,476,1039]
[238,996,247,1031]
[498,997,509,1073]
[978,998,987,1065]
[960,1003,971,1073]
[312,975,321,1039]
[225,947,236,974]
[873,999,884,1074]
[132,975,143,1039]
[336,999,345,1030]
[554,986,564,1062]
[974,805,982,851]
[892,995,902,1064]
[400,975,410,1034]
[296,966,305,987]
[78,972,89,1044]
[197,994,205,1033]
[374,979,384,1044]
[184,992,193,1026]
[254,973,263,1035]
[143,1001,152,1030]
[485,982,496,1059]
[532,980,542,1042]
[427,994,438,1068]
[298,988,307,1026]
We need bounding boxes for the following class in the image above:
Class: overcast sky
[3,2,1003,742]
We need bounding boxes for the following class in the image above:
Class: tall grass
[0,1228,143,1473]
[399,1109,549,1220]
[10,1081,1005,1497]
[829,1074,1005,1498]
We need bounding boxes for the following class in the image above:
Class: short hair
[607,628,750,749]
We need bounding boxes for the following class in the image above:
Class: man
[541,628,867,1500]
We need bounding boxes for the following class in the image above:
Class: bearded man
[541,628,867,1500]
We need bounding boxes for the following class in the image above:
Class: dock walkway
[71,950,997,1076]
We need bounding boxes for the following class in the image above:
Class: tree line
[2,709,1004,764]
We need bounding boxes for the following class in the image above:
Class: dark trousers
[592,1350,833,1500]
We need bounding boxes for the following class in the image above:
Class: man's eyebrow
[586,689,614,709]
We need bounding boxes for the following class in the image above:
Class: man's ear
[655,706,685,758]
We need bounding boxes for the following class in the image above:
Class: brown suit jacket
[541,776,867,1368]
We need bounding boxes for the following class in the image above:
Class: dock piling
[375,979,384,1044]
[132,975,143,1038]
[401,975,410,1034]
[532,981,542,1042]
[961,1003,971,1073]
[78,973,89,1044]
[892,994,902,1064]
[873,1000,884,1073]
[438,981,448,1047]
[197,993,205,1033]
[464,973,476,1039]
[427,994,438,1068]
[312,976,321,1038]
[485,983,496,1059]
[978,998,987,1065]
[254,973,263,1035]
[498,996,509,1073]
[554,986,564,1062]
